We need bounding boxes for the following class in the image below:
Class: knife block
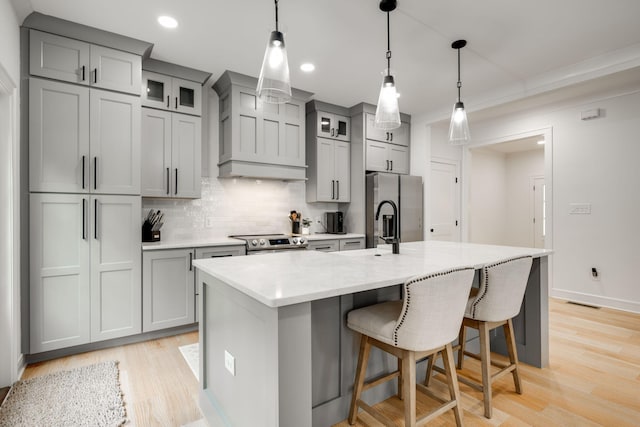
[142,222,161,242]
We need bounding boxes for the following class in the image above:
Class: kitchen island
[193,241,551,427]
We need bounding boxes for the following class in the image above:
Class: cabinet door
[365,113,390,143]
[90,195,141,342]
[29,30,90,85]
[172,77,202,116]
[30,193,90,353]
[365,140,389,172]
[90,45,142,95]
[316,139,335,201]
[141,108,172,196]
[391,121,410,146]
[388,144,409,174]
[142,71,173,110]
[29,78,90,193]
[334,140,350,202]
[171,114,201,198]
[279,99,306,166]
[90,90,141,194]
[143,249,195,332]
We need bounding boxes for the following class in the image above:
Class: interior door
[430,160,460,241]
[532,176,545,248]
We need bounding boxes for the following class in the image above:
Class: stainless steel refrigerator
[366,172,423,248]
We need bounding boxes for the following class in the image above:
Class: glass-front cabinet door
[142,71,172,110]
[142,72,202,116]
[316,112,350,142]
[173,77,201,116]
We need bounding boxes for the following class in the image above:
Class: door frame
[429,156,461,242]
[530,174,545,248]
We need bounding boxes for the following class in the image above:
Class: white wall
[468,149,507,245]
[505,149,544,246]
[431,85,640,313]
[0,0,21,388]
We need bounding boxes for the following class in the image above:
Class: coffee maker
[325,211,345,234]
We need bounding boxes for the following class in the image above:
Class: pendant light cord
[274,0,279,32]
[386,11,391,76]
[456,48,462,102]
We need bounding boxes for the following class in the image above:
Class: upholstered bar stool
[427,255,533,419]
[347,267,475,427]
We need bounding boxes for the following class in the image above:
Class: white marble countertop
[193,240,552,308]
[303,233,365,241]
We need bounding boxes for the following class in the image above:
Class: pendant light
[257,0,292,104]
[374,0,401,130]
[449,39,470,144]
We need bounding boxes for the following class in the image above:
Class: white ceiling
[12,0,640,122]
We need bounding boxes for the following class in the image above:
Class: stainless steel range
[230,234,308,254]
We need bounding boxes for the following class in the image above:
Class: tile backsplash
[142,177,338,240]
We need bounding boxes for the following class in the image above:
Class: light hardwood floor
[20,299,640,426]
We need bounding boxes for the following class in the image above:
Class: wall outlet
[205,217,214,228]
[224,350,235,376]
[591,267,600,281]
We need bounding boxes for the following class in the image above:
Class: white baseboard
[16,353,25,381]
[550,288,640,314]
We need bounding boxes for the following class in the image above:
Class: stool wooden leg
[424,353,435,386]
[457,325,466,370]
[402,350,417,427]
[442,343,464,427]
[479,321,493,418]
[397,357,404,400]
[349,334,371,425]
[504,318,522,394]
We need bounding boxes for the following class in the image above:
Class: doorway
[429,158,460,241]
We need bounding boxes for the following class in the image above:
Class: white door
[29,78,90,193]
[172,114,201,198]
[90,195,141,342]
[334,140,351,202]
[141,108,172,196]
[90,90,141,194]
[532,176,545,248]
[30,193,91,353]
[430,160,460,241]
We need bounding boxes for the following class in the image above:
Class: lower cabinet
[30,193,141,353]
[142,248,195,332]
[307,237,365,253]
[142,244,246,332]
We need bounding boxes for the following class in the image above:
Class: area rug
[0,361,125,427]
[179,343,199,381]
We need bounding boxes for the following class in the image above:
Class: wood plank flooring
[18,299,640,426]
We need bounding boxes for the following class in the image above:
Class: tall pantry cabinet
[26,22,148,353]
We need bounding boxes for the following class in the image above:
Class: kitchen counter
[141,237,245,251]
[304,232,365,241]
[195,240,551,427]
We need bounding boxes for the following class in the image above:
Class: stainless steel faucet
[375,200,400,254]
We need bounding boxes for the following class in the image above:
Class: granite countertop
[193,240,553,308]
[141,233,365,251]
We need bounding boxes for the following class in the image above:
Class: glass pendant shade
[448,101,470,144]
[257,30,292,104]
[375,73,401,130]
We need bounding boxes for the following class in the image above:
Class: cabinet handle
[82,155,86,189]
[175,97,178,110]
[386,132,389,141]
[94,198,98,240]
[93,157,98,190]
[386,160,389,171]
[81,65,86,81]
[189,252,193,271]
[390,160,393,171]
[94,68,97,84]
[331,180,335,199]
[82,198,87,240]
[175,168,178,195]
[166,95,170,108]
[166,167,170,195]
[315,246,331,250]
[336,180,340,200]
[331,128,334,137]
[390,132,393,142]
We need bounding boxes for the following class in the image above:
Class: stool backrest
[393,267,475,352]
[468,256,533,322]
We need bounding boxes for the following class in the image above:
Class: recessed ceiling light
[300,63,315,72]
[158,16,178,29]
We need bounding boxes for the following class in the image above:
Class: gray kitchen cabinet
[141,108,201,198]
[30,193,141,353]
[30,29,142,95]
[339,237,365,251]
[307,240,340,252]
[213,70,312,180]
[29,78,141,194]
[365,113,410,146]
[142,71,202,116]
[143,249,195,332]
[306,101,351,203]
[365,140,409,174]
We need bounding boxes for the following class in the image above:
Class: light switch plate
[224,350,235,376]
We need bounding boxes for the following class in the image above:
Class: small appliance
[325,211,346,234]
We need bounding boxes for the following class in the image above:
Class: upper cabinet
[316,111,350,142]
[142,71,202,116]
[213,70,313,180]
[365,113,410,146]
[30,30,142,96]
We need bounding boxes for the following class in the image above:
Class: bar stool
[426,255,533,419]
[347,267,475,427]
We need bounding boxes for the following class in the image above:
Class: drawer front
[339,238,365,251]
[307,240,339,252]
